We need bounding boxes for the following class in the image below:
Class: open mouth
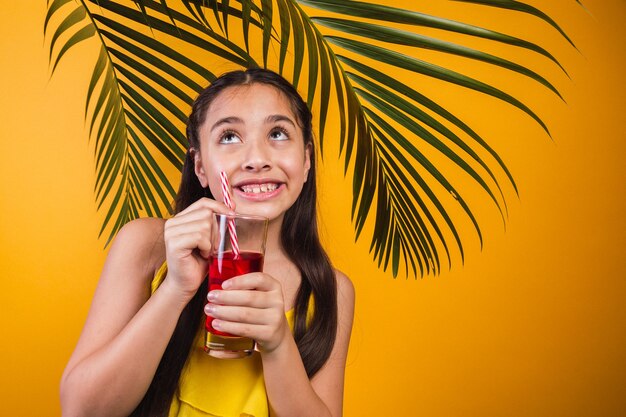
[238,183,280,194]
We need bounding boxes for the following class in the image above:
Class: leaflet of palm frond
[368,119,456,270]
[369,142,438,277]
[349,103,373,237]
[346,69,508,217]
[327,36,551,136]
[95,125,125,206]
[129,160,160,218]
[341,74,358,169]
[50,24,96,74]
[129,182,142,219]
[129,131,177,206]
[276,0,291,74]
[157,0,178,27]
[90,69,117,150]
[99,167,129,239]
[260,0,273,66]
[242,0,252,53]
[47,5,87,62]
[44,0,75,34]
[285,1,339,148]
[366,109,470,257]
[141,0,269,37]
[337,55,518,195]
[352,84,506,222]
[122,99,182,170]
[222,0,231,36]
[298,0,568,75]
[94,111,124,201]
[280,0,319,107]
[98,29,206,94]
[320,46,347,156]
[95,21,217,83]
[378,151,442,275]
[301,12,320,109]
[108,47,194,120]
[128,140,176,212]
[90,1,253,67]
[115,65,187,143]
[313,17,563,100]
[367,108,482,248]
[128,144,171,219]
[85,47,108,119]
[180,0,214,28]
[453,0,577,49]
[315,39,333,148]
[383,163,440,275]
[370,169,391,265]
[284,0,306,90]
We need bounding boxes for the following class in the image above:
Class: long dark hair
[131,68,338,416]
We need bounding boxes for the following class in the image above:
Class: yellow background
[1,1,625,416]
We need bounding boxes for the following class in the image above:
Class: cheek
[201,152,228,197]
[207,179,222,200]
[285,159,308,182]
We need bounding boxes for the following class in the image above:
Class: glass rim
[215,212,269,222]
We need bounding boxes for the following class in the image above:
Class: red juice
[205,251,264,337]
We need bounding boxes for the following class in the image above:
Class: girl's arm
[60,218,187,417]
[265,271,355,417]
[207,270,355,417]
[61,198,231,417]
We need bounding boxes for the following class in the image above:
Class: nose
[242,139,272,172]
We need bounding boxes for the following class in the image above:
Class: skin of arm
[60,218,185,417]
[61,198,230,417]
[265,271,355,417]
[207,270,355,417]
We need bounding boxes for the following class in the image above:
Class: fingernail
[207,291,217,301]
[212,319,221,329]
[222,280,232,289]
[205,304,216,315]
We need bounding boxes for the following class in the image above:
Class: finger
[167,203,223,228]
[221,273,280,292]
[210,319,275,342]
[205,304,275,326]
[176,197,234,217]
[208,289,278,309]
[165,219,218,258]
[167,207,215,226]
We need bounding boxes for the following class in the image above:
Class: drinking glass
[205,213,268,359]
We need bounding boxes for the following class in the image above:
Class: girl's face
[194,83,311,223]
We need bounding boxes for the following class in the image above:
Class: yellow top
[151,262,307,417]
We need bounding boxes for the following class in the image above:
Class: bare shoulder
[106,217,166,279]
[333,269,355,311]
[115,217,165,241]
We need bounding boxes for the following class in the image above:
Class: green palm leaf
[45,0,579,276]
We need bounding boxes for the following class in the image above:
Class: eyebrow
[210,114,296,132]
[265,114,296,128]
[210,116,244,133]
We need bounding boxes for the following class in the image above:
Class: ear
[303,143,312,182]
[191,148,209,187]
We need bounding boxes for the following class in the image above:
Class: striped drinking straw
[219,171,240,258]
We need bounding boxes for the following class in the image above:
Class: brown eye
[219,131,241,144]
[270,128,289,141]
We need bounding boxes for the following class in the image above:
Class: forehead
[205,83,297,121]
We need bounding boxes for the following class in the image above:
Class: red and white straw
[219,171,240,257]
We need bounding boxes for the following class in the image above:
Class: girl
[60,68,355,417]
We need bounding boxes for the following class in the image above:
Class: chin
[236,204,286,223]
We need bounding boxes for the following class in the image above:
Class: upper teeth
[241,183,278,194]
